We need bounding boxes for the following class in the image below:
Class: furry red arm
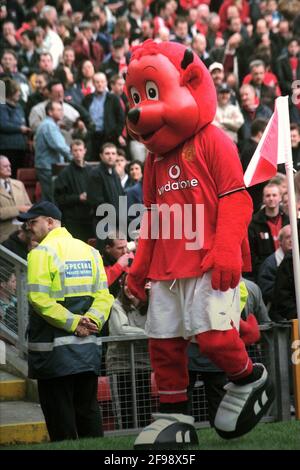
[127,209,156,301]
[127,154,157,301]
[200,190,253,291]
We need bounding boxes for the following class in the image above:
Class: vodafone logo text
[158,165,199,196]
[169,165,181,179]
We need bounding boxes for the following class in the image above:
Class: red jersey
[143,124,246,280]
[243,72,281,97]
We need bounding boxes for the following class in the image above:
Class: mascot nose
[128,108,140,125]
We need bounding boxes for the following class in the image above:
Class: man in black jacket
[247,60,277,111]
[54,140,94,242]
[99,38,128,82]
[18,30,40,78]
[248,182,289,281]
[271,220,300,321]
[83,72,125,161]
[276,38,300,96]
[87,143,125,251]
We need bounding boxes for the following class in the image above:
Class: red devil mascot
[125,40,274,449]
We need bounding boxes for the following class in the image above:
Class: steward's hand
[75,317,99,337]
[74,325,90,337]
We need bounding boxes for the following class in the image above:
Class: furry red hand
[200,248,242,291]
[239,314,260,345]
[200,191,253,291]
[127,273,147,302]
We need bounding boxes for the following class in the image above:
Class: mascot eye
[130,87,141,105]
[145,81,159,100]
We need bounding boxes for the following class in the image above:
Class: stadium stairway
[0,370,49,445]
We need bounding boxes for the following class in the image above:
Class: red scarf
[289,57,298,80]
[266,214,283,250]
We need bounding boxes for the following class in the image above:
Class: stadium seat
[35,182,42,203]
[97,376,115,431]
[97,376,112,402]
[52,163,68,176]
[16,168,37,202]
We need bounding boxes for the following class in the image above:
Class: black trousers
[187,371,227,426]
[38,372,103,442]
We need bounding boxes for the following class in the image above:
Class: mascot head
[125,40,217,155]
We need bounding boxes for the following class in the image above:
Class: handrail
[0,245,27,267]
[0,245,28,356]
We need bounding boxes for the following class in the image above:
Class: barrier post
[291,319,300,420]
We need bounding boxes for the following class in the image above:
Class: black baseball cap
[17,202,62,221]
[217,83,231,94]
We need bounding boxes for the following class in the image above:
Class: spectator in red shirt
[190,3,210,37]
[102,231,134,297]
[153,1,175,37]
[15,12,38,43]
[72,21,104,70]
[219,0,250,33]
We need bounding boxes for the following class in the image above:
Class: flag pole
[280,97,300,335]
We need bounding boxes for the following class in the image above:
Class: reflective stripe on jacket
[27,227,114,379]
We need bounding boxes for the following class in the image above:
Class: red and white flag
[244,96,300,328]
[244,96,292,187]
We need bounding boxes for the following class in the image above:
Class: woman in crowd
[76,60,95,98]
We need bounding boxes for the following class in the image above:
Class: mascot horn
[125,40,274,449]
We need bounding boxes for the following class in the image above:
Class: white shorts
[146,273,241,340]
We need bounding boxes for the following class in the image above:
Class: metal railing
[0,245,28,356]
[100,324,292,435]
[0,245,294,434]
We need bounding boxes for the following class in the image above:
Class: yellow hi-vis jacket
[27,227,114,379]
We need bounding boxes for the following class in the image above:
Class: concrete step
[0,371,26,401]
[0,401,49,444]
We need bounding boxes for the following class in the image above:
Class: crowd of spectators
[1,0,300,325]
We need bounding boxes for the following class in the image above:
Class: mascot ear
[180,49,202,90]
[181,64,202,90]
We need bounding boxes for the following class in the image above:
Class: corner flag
[244,96,289,187]
[244,95,300,334]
